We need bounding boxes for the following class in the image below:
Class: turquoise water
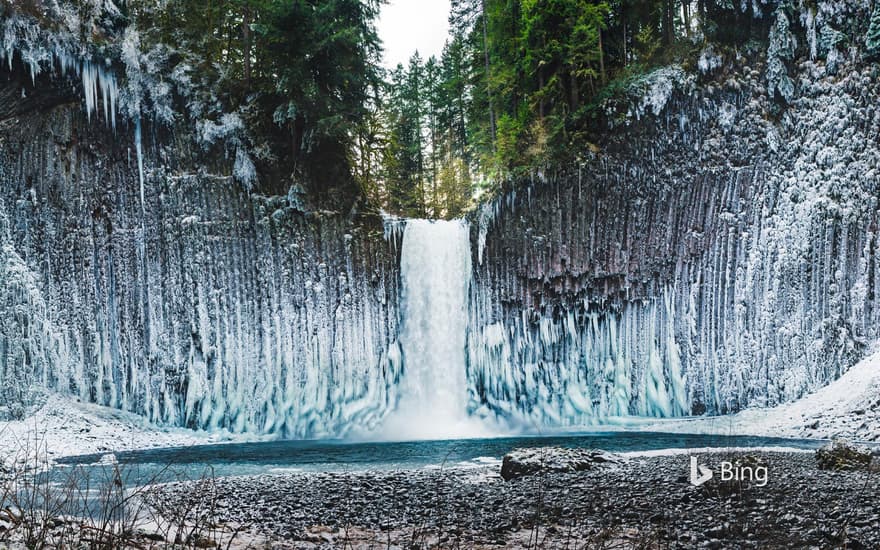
[54,432,823,487]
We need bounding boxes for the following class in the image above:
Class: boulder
[815,439,873,471]
[500,447,625,481]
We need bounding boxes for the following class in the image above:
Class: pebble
[145,451,880,548]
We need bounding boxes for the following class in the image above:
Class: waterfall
[379,219,489,439]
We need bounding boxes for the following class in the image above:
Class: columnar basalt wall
[0,94,402,438]
[4,50,880,435]
[468,60,880,423]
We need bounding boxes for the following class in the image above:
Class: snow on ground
[630,348,880,442]
[0,395,261,463]
[619,446,814,458]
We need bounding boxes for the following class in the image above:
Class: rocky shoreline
[150,449,880,549]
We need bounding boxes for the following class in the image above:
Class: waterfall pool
[53,431,823,488]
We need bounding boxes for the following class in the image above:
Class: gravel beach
[151,450,880,549]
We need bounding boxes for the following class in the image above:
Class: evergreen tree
[375,0,780,215]
[867,8,880,59]
[439,36,471,165]
[146,0,384,199]
[383,58,427,217]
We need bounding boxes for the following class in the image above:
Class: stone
[500,447,625,481]
[815,439,873,471]
[190,535,217,548]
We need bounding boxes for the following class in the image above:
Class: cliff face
[468,59,880,424]
[0,84,402,437]
[3,4,880,437]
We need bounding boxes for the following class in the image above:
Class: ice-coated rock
[469,54,880,425]
[0,102,402,438]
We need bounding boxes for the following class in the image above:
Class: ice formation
[81,59,119,128]
[468,291,688,427]
[385,219,690,435]
[0,234,59,418]
[0,37,122,129]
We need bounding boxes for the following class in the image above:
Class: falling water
[380,219,488,439]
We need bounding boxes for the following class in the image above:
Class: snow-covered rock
[500,447,625,481]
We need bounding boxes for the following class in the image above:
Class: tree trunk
[682,0,691,38]
[538,66,545,119]
[664,0,675,46]
[538,34,546,118]
[698,0,706,34]
[481,0,497,151]
[458,85,467,153]
[621,3,628,67]
[430,113,437,217]
[243,2,252,87]
[292,113,308,169]
[598,28,606,84]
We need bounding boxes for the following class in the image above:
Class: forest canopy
[0,1,815,216]
[367,0,775,218]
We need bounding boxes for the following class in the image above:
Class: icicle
[135,115,145,214]
[380,211,406,249]
[99,62,119,131]
[81,60,97,123]
[75,57,120,128]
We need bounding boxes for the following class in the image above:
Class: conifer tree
[866,8,880,58]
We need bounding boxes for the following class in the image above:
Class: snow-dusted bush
[866,7,880,58]
[767,9,797,103]
[599,65,696,126]
[234,147,257,190]
[698,45,723,74]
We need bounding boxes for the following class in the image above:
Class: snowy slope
[0,395,257,463]
[632,347,880,441]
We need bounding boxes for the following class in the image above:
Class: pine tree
[423,56,443,216]
[867,8,880,58]
[148,0,385,198]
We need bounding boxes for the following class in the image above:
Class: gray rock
[500,447,625,481]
